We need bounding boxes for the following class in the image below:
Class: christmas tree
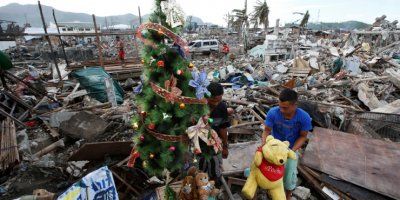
[131,0,210,176]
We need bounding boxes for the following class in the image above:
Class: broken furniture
[0,90,31,127]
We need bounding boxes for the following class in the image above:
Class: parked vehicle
[188,39,219,54]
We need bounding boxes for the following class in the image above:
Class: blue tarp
[72,67,124,104]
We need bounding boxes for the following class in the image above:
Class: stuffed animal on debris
[179,167,198,200]
[242,135,297,200]
[195,172,220,200]
[179,166,219,200]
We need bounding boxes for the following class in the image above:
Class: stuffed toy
[195,172,219,200]
[179,175,197,200]
[242,135,297,200]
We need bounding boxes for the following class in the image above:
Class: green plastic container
[0,51,13,70]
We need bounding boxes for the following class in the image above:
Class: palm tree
[232,0,249,33]
[251,0,269,31]
[299,10,310,28]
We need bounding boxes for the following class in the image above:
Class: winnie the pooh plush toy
[195,172,219,200]
[242,135,297,200]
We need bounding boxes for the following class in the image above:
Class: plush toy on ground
[195,172,219,200]
[242,135,297,200]
[179,167,198,200]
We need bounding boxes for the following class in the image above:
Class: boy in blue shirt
[262,89,312,200]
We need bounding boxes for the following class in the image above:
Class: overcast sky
[1,0,399,26]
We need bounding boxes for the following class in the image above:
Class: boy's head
[116,36,120,41]
[207,82,224,107]
[278,89,298,116]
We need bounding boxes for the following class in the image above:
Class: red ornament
[148,123,156,130]
[140,111,147,117]
[157,60,165,68]
[177,69,183,75]
[169,146,176,152]
[140,135,145,141]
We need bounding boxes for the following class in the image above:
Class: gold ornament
[141,59,145,64]
[188,63,194,69]
[149,153,155,159]
[179,103,186,109]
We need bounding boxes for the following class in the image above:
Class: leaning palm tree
[299,10,310,28]
[251,0,269,31]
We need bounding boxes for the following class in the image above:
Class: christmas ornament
[208,118,214,124]
[186,117,222,154]
[142,160,148,168]
[177,69,183,75]
[169,146,176,152]
[127,148,140,168]
[186,118,212,154]
[149,153,155,159]
[160,0,185,28]
[179,103,186,109]
[189,70,211,99]
[150,75,207,104]
[188,63,194,69]
[148,123,156,130]
[132,122,139,130]
[136,23,189,56]
[141,59,145,64]
[193,158,198,163]
[140,111,147,117]
[157,60,165,68]
[140,135,145,141]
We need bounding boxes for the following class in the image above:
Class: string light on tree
[149,153,155,159]
[132,122,139,130]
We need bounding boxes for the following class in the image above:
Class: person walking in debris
[199,82,230,187]
[262,89,312,200]
[222,43,230,63]
[116,36,125,67]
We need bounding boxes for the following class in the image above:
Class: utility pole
[38,1,62,82]
[52,9,69,68]
[138,6,142,25]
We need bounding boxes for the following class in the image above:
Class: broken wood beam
[222,97,256,106]
[33,138,65,158]
[111,170,140,196]
[230,121,262,128]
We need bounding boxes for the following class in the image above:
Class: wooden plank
[320,173,392,200]
[69,141,132,161]
[228,127,256,135]
[302,127,400,199]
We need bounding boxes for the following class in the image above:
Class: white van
[188,39,219,54]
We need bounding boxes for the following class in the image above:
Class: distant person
[222,43,230,63]
[116,36,125,67]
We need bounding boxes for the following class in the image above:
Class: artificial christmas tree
[131,0,215,177]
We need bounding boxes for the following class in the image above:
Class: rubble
[59,111,108,141]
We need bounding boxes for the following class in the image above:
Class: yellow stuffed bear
[242,135,297,200]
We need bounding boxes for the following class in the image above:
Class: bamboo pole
[38,1,62,82]
[92,14,104,68]
[52,9,69,68]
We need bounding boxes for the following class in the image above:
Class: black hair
[207,82,224,97]
[116,36,120,39]
[279,89,298,103]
